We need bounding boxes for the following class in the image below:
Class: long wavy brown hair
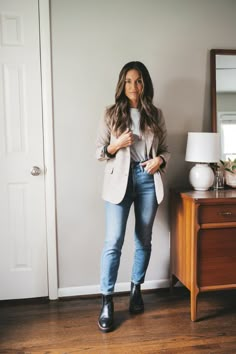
[106,61,162,137]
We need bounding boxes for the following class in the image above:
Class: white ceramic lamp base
[189,163,214,191]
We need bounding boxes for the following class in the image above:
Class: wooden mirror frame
[210,48,236,132]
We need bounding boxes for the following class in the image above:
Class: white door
[0,0,48,299]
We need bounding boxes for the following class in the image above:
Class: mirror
[211,49,236,161]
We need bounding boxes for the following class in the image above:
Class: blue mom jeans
[101,162,158,295]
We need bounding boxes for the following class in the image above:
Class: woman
[96,61,170,332]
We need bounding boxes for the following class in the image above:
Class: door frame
[38,0,58,300]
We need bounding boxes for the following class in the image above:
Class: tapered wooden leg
[190,290,198,321]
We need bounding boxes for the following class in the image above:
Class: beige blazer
[96,109,170,205]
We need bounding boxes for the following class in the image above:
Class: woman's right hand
[106,129,134,156]
[116,129,134,149]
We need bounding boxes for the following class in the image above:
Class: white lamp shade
[185,132,220,163]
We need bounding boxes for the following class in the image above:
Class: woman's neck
[129,99,139,108]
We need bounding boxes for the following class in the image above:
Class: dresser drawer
[199,204,236,223]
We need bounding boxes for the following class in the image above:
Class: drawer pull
[218,211,232,216]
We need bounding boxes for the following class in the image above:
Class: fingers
[122,128,131,136]
[117,129,134,148]
[145,165,153,174]
[141,159,160,174]
[140,160,148,167]
[145,166,156,174]
[141,160,152,173]
[126,131,134,141]
[125,130,134,145]
[123,132,134,146]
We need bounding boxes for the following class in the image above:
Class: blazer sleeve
[157,109,171,173]
[95,111,112,161]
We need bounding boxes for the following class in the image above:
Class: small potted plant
[220,158,236,188]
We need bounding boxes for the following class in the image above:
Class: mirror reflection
[211,49,236,160]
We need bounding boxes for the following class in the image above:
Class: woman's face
[124,69,143,107]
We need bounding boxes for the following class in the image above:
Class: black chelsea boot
[129,282,144,314]
[98,295,114,332]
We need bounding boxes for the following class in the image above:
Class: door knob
[31,166,41,176]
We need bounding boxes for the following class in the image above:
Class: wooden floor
[1,288,236,353]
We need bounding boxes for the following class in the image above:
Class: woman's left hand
[140,157,163,175]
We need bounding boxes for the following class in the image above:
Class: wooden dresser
[170,189,236,321]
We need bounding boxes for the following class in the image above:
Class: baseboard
[58,278,170,298]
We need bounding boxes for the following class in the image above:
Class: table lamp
[185,132,220,191]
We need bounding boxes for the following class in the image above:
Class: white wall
[217,93,236,111]
[50,0,236,295]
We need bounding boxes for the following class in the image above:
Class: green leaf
[225,168,234,173]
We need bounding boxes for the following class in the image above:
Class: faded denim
[101,163,158,295]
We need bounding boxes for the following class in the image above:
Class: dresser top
[179,189,236,201]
